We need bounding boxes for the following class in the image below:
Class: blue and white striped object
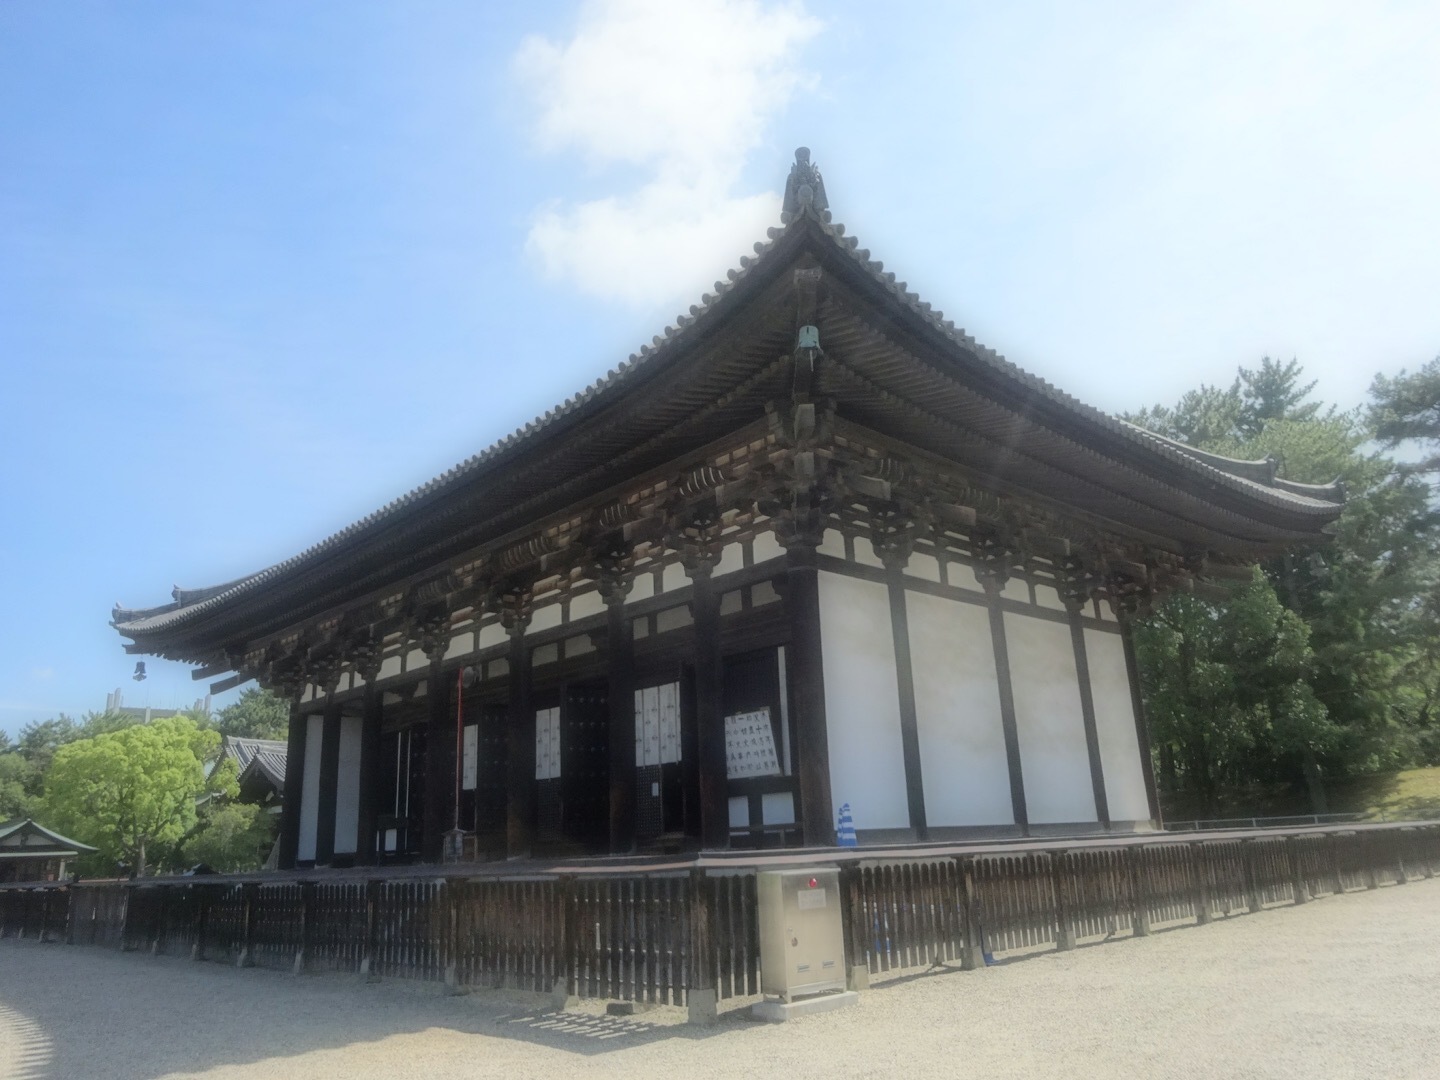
[836,802,858,847]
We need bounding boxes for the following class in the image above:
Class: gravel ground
[2,879,1438,1080]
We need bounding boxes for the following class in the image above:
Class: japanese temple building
[112,150,1343,869]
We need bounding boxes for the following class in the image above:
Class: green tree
[1370,355,1440,475]
[41,716,229,877]
[181,802,275,872]
[0,752,37,819]
[16,715,81,778]
[214,688,289,741]
[1135,576,1336,816]
[1128,358,1440,811]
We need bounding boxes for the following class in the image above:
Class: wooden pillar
[1128,845,1152,937]
[979,566,1028,835]
[602,578,637,854]
[680,663,702,840]
[505,617,535,859]
[1243,840,1264,914]
[277,696,307,870]
[1192,842,1212,925]
[1119,616,1162,825]
[314,701,342,866]
[885,565,928,840]
[1050,851,1075,950]
[191,884,208,961]
[1287,835,1311,904]
[236,882,257,967]
[294,880,312,975]
[959,857,986,969]
[422,651,453,864]
[360,879,381,981]
[784,545,834,846]
[686,868,717,1025]
[354,654,385,866]
[686,560,730,851]
[1065,597,1110,829]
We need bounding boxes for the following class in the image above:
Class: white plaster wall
[1085,628,1152,822]
[297,714,324,862]
[1034,584,1067,612]
[715,541,745,576]
[907,590,1014,826]
[762,791,796,825]
[628,573,656,603]
[853,535,884,568]
[530,603,562,633]
[378,654,403,680]
[569,589,605,622]
[904,551,942,582]
[1002,578,1029,603]
[444,630,472,661]
[478,621,507,650]
[1004,613,1097,824]
[949,562,983,592]
[333,715,363,855]
[818,529,846,559]
[752,529,783,564]
[817,571,910,830]
[661,562,688,593]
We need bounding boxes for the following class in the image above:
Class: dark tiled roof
[238,747,288,795]
[0,818,98,856]
[113,150,1342,642]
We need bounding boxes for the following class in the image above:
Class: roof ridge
[113,146,1343,643]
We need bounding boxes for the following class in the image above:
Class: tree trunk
[135,837,147,879]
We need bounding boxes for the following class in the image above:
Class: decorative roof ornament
[781,146,828,224]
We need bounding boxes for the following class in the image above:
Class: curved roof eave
[112,159,1342,643]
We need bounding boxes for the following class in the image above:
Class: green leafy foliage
[1128,358,1440,814]
[213,688,289,740]
[181,801,276,873]
[1370,355,1440,475]
[40,716,230,877]
[0,752,37,820]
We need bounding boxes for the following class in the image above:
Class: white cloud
[514,0,821,307]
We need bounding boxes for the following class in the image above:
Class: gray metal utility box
[757,867,846,1001]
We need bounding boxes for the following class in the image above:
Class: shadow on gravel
[0,940,732,1080]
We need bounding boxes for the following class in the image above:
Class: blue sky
[3,0,1438,734]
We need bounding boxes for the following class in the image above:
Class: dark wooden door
[563,682,609,849]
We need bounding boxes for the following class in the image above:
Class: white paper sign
[635,683,682,766]
[462,724,478,791]
[724,708,781,779]
[534,707,561,780]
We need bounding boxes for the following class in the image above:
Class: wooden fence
[3,824,1437,1010]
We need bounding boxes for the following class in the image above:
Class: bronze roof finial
[781,145,828,223]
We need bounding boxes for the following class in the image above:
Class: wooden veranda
[4,822,1436,1019]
